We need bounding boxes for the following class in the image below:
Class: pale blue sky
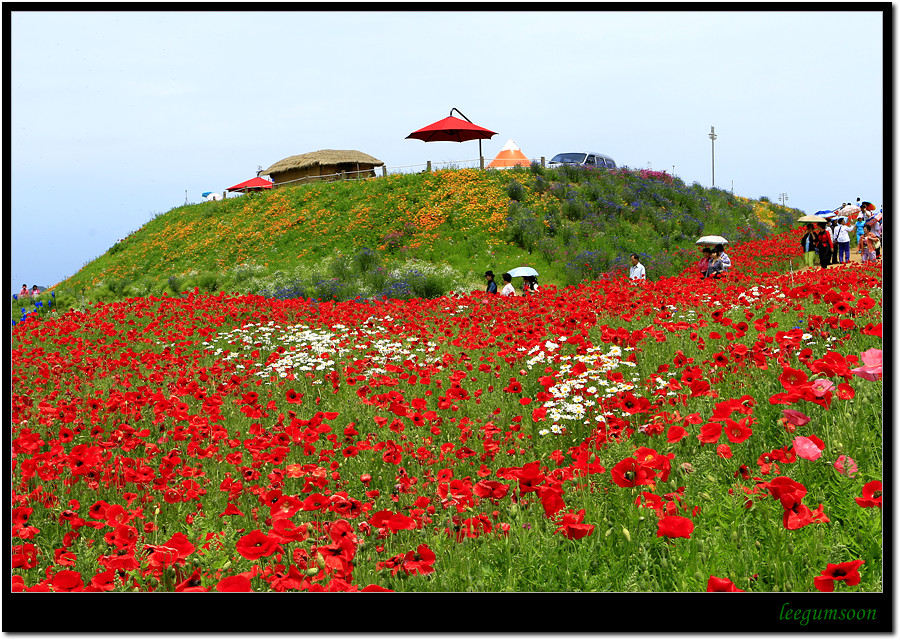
[10,9,885,292]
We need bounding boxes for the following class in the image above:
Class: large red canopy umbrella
[406,108,497,167]
[226,177,274,193]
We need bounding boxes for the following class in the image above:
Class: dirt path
[793,246,883,274]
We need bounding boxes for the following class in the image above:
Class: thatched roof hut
[261,149,384,186]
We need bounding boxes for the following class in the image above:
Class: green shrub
[533,175,551,195]
[562,198,587,222]
[352,247,380,274]
[558,163,585,184]
[408,271,445,299]
[558,220,578,247]
[364,266,390,293]
[106,278,130,297]
[506,179,526,202]
[537,237,557,263]
[505,203,543,253]
[329,254,353,280]
[198,273,219,293]
[167,276,182,294]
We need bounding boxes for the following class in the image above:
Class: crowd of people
[801,206,882,270]
[482,202,881,293]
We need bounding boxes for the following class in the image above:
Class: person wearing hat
[485,270,498,295]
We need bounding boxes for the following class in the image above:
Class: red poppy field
[10,228,883,596]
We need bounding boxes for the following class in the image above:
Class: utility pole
[780,192,789,207]
[708,126,717,187]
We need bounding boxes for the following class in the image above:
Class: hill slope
[47,165,801,307]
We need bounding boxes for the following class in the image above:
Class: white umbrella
[840,204,861,216]
[206,193,222,202]
[506,266,539,278]
[695,235,729,246]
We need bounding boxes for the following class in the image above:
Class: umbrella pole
[479,139,484,170]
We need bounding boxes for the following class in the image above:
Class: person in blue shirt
[485,270,498,294]
[854,215,867,247]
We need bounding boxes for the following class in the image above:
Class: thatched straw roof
[262,149,384,175]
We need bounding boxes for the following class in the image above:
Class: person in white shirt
[833,217,852,263]
[500,272,515,296]
[714,244,732,271]
[629,254,646,280]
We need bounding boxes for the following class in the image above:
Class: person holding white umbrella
[801,224,818,268]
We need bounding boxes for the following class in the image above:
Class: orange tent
[488,139,532,168]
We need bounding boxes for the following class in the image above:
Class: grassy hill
[39,164,801,311]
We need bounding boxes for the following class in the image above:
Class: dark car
[548,152,617,169]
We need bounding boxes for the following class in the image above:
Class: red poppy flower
[175,567,208,592]
[554,509,595,540]
[51,570,84,592]
[220,502,245,517]
[657,515,694,539]
[610,457,654,488]
[216,574,253,592]
[667,425,687,443]
[697,422,723,444]
[836,382,855,400]
[235,530,280,560]
[782,409,810,427]
[766,476,807,507]
[723,417,753,444]
[779,366,809,390]
[855,481,882,508]
[538,484,567,518]
[473,480,510,501]
[706,575,744,592]
[813,560,865,592]
[90,570,118,592]
[402,544,437,576]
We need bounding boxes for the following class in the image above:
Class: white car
[548,152,617,169]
